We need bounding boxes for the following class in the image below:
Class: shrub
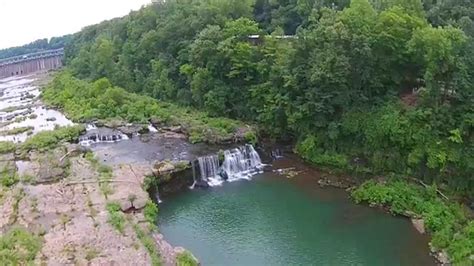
[133,224,161,266]
[21,125,85,151]
[0,173,19,187]
[143,200,159,225]
[176,251,199,266]
[0,227,42,264]
[0,141,16,154]
[0,126,34,136]
[244,131,258,145]
[106,202,125,234]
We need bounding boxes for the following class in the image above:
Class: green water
[158,165,435,266]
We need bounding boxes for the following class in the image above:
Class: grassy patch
[21,125,85,151]
[0,227,42,264]
[106,202,126,234]
[133,224,161,266]
[9,188,25,225]
[0,126,34,136]
[176,251,199,266]
[85,246,101,261]
[352,179,473,265]
[0,141,16,154]
[144,200,159,226]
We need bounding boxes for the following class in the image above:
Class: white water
[148,123,158,133]
[79,133,129,146]
[190,160,197,189]
[194,145,263,187]
[222,145,263,182]
[197,154,223,186]
[86,123,98,131]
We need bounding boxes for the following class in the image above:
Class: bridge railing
[0,48,64,67]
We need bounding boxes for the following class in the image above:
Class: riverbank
[291,153,474,265]
[352,179,474,265]
[0,73,199,265]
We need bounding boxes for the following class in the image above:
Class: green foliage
[0,172,19,187]
[0,141,16,154]
[63,0,474,192]
[106,202,126,234]
[43,72,247,143]
[244,131,258,145]
[133,224,161,266]
[295,135,349,169]
[0,35,71,59]
[176,251,199,266]
[352,180,473,264]
[0,126,34,136]
[0,227,42,264]
[143,200,159,225]
[21,125,85,151]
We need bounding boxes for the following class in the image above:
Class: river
[158,156,437,266]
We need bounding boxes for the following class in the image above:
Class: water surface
[159,159,436,266]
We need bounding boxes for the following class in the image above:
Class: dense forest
[0,35,71,59]
[64,0,473,196]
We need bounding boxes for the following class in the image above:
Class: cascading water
[221,144,263,181]
[197,154,223,186]
[79,133,129,146]
[190,160,197,189]
[192,145,263,187]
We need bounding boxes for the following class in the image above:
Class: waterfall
[79,133,129,146]
[198,154,223,186]
[191,145,263,188]
[155,191,162,203]
[190,160,197,189]
[222,144,263,182]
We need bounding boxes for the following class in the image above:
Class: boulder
[162,131,186,139]
[411,218,425,234]
[118,124,146,136]
[154,161,175,174]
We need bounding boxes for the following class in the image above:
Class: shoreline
[0,73,196,265]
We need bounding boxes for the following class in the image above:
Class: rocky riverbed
[0,73,197,265]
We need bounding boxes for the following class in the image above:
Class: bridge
[0,48,64,79]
